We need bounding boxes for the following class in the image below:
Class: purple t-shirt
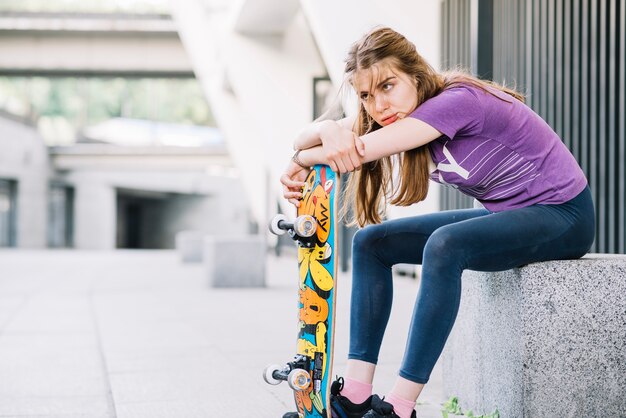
[409,84,588,212]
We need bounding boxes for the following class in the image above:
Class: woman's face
[353,60,418,126]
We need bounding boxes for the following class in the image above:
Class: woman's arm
[297,117,442,171]
[294,146,328,167]
[282,116,358,206]
[282,118,441,206]
[293,115,357,150]
[359,117,442,162]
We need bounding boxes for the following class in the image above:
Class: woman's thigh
[352,208,490,266]
[425,203,594,272]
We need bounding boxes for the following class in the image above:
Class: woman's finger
[281,174,305,188]
[336,158,349,174]
[348,152,361,171]
[284,190,303,199]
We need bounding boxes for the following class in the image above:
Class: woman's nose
[375,94,388,112]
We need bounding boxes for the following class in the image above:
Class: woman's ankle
[385,393,416,418]
[341,376,373,404]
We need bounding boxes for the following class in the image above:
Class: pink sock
[385,393,416,418]
[341,377,373,404]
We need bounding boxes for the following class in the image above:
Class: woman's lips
[381,114,398,125]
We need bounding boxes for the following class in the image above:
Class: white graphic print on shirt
[433,141,540,201]
[437,145,470,179]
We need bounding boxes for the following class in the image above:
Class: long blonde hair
[343,27,524,227]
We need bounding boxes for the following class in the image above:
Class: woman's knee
[424,226,451,253]
[423,226,462,268]
[352,223,387,256]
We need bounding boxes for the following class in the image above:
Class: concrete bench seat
[175,230,206,263]
[441,254,626,418]
[204,235,266,288]
[176,231,266,287]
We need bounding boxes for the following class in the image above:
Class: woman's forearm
[294,122,326,150]
[294,117,355,150]
[297,146,328,167]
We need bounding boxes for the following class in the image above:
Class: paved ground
[0,249,446,418]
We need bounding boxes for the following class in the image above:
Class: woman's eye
[360,93,370,101]
[382,83,393,91]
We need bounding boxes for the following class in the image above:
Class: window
[0,179,17,247]
[47,184,74,248]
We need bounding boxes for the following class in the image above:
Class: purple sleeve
[408,86,484,139]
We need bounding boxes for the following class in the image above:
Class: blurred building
[0,111,251,249]
[0,8,252,250]
[0,110,48,248]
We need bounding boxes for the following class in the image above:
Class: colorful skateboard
[264,165,340,418]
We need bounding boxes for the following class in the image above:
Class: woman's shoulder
[420,83,483,111]
[440,82,500,100]
[410,83,486,140]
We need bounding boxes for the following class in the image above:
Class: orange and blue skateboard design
[264,165,339,418]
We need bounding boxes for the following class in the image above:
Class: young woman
[281,27,595,418]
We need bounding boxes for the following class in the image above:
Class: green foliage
[441,396,500,418]
[465,409,500,418]
[0,76,214,144]
[441,396,463,417]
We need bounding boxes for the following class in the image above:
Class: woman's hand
[319,120,365,173]
[280,160,310,207]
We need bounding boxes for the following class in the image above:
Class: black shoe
[362,395,417,418]
[330,377,373,418]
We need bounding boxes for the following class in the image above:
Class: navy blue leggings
[348,186,595,384]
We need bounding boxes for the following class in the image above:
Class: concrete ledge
[175,230,205,263]
[442,254,626,418]
[204,235,266,288]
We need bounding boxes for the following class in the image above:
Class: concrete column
[16,170,48,248]
[74,181,116,249]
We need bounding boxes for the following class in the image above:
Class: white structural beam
[233,0,300,35]
[50,144,231,171]
[51,144,243,250]
[0,13,193,76]
[171,0,326,226]
[0,12,177,33]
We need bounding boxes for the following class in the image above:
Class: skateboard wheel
[263,364,283,385]
[293,215,317,238]
[287,368,311,391]
[269,214,288,236]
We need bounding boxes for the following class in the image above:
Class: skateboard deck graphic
[265,165,339,418]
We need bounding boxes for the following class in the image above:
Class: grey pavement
[0,249,446,418]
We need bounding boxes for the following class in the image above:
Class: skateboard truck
[263,354,312,391]
[269,214,318,248]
